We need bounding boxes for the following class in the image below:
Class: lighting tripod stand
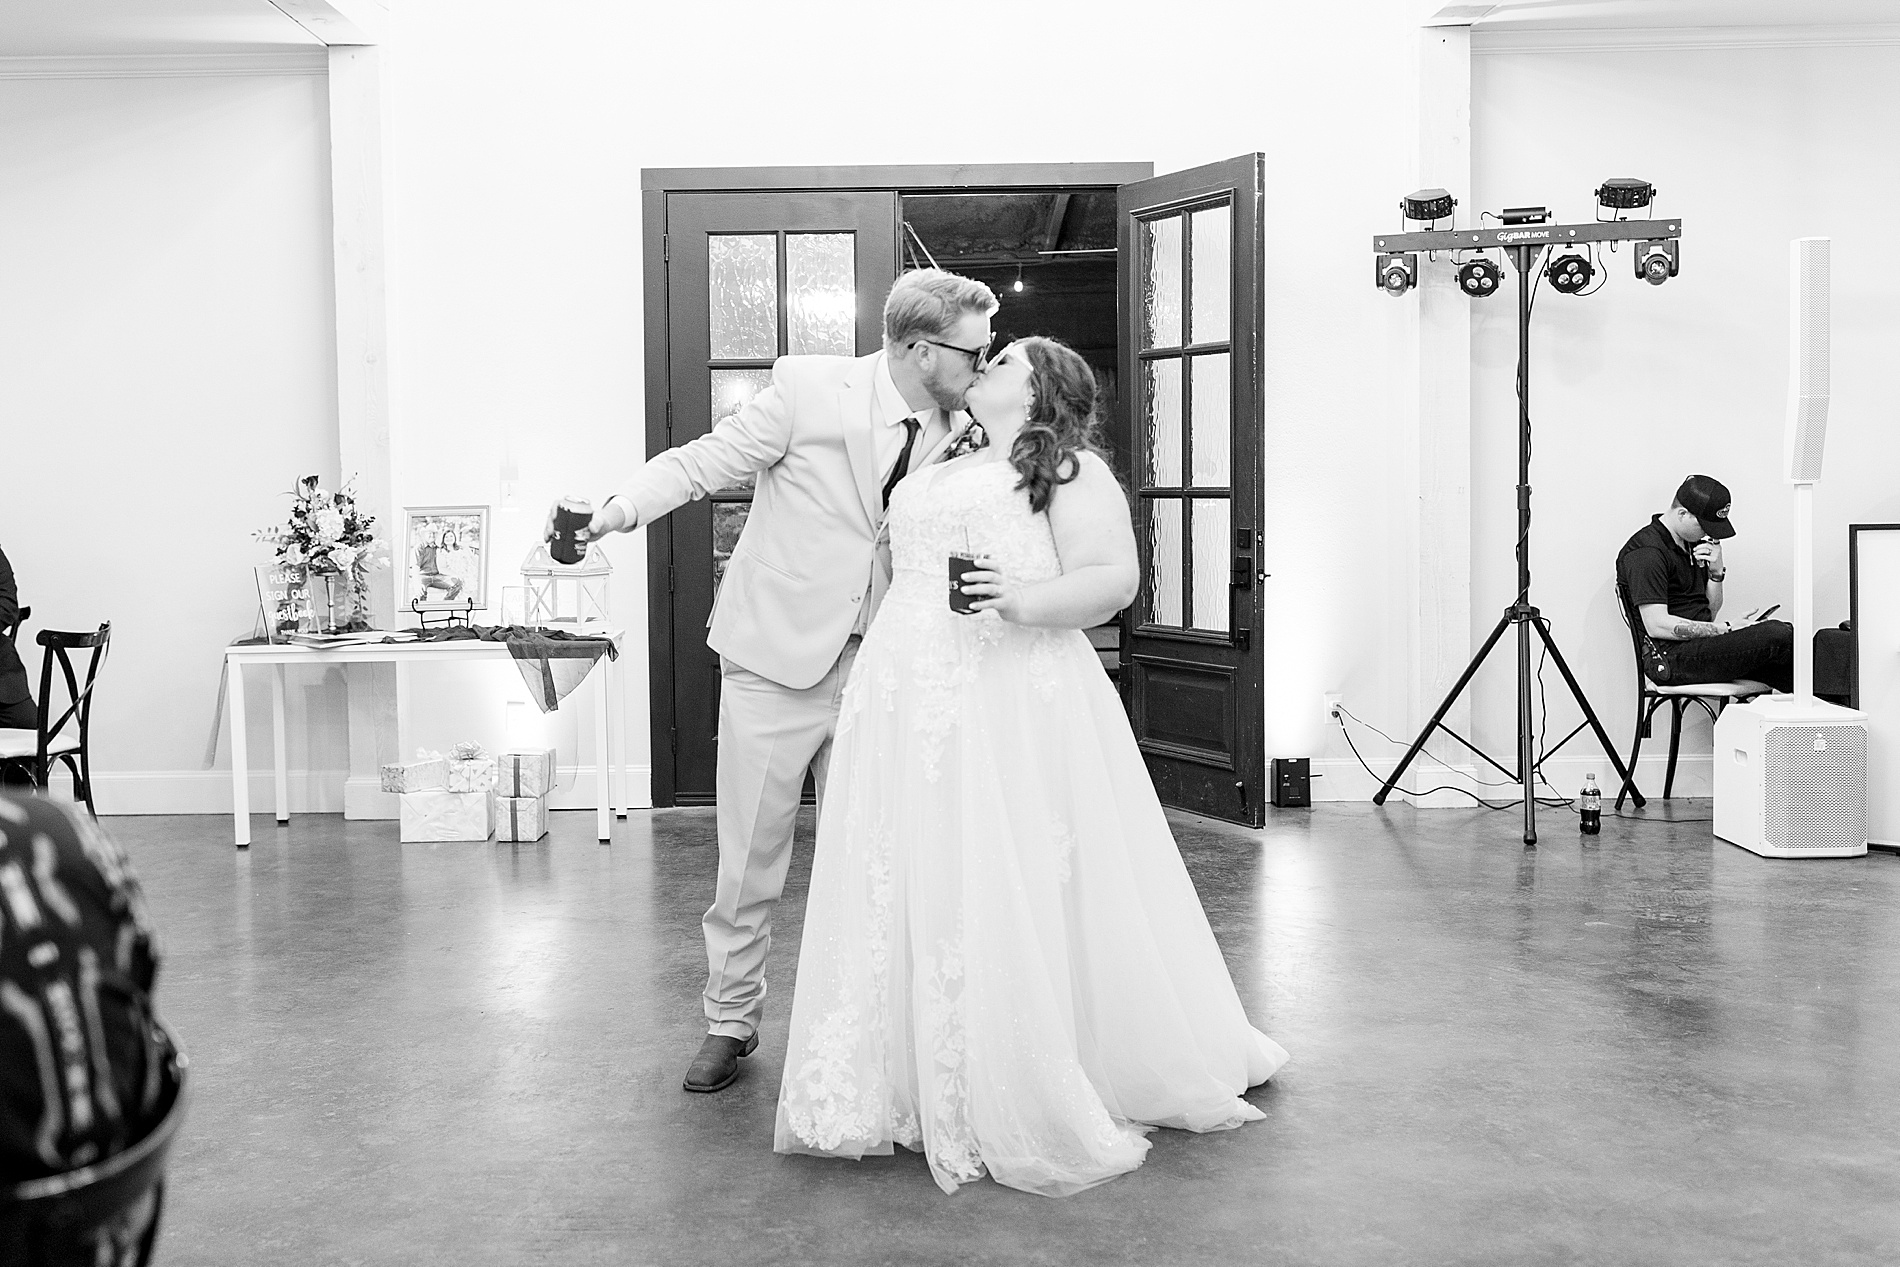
[1367,212,1685,843]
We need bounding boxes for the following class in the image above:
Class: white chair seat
[0,729,78,760]
[1645,680,1771,699]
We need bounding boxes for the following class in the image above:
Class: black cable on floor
[1335,714,1570,812]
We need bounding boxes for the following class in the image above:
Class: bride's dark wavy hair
[1008,336,1107,514]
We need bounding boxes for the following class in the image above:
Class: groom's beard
[922,363,970,413]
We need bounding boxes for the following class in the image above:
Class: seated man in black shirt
[1615,474,1792,692]
[0,543,32,732]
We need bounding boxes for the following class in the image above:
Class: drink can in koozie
[948,553,980,615]
[551,497,593,565]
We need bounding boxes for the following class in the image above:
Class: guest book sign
[254,564,313,643]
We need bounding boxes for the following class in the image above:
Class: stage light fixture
[1501,206,1551,225]
[1596,177,1655,212]
[1546,252,1595,295]
[1376,252,1418,296]
[1402,188,1456,223]
[1457,257,1502,297]
[1636,238,1679,285]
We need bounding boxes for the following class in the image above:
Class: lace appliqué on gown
[775,457,1289,1197]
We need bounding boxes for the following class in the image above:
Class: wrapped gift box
[495,794,549,843]
[380,755,447,794]
[399,789,494,842]
[497,748,556,798]
[445,755,498,793]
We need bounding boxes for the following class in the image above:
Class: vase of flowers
[254,475,389,633]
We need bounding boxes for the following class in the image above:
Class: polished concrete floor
[110,800,1900,1266]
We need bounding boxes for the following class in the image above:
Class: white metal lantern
[520,540,612,624]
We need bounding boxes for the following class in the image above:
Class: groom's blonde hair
[882,269,998,349]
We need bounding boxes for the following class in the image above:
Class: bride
[774,336,1287,1196]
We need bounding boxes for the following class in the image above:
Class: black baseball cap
[1675,474,1736,540]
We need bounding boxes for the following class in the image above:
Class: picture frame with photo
[403,505,490,613]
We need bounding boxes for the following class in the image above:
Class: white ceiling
[5,0,1894,60]
[0,0,319,57]
[1469,0,1900,29]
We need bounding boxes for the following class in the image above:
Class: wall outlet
[1323,693,1343,722]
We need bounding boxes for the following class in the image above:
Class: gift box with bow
[445,741,499,793]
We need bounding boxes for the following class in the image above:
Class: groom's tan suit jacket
[615,351,964,690]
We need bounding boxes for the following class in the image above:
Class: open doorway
[899,188,1124,681]
[641,159,1268,823]
[899,190,1124,468]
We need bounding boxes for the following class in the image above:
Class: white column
[327,40,402,818]
[1400,20,1476,806]
[327,42,394,626]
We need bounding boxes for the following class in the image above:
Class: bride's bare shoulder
[1062,450,1126,494]
[1048,450,1131,518]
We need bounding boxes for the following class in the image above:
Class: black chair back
[1614,580,1654,689]
[1,604,26,646]
[16,624,112,814]
[0,1037,187,1267]
[36,624,110,754]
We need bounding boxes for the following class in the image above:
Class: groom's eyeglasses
[914,335,1002,370]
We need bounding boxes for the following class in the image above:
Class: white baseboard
[90,754,1698,816]
[90,765,653,817]
[1312,752,1712,806]
[88,769,349,816]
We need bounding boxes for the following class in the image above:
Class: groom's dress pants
[704,637,861,1041]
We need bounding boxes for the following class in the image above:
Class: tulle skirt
[774,603,1287,1196]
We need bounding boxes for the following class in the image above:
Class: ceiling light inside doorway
[1013,265,1024,294]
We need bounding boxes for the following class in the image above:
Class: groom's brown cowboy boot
[683,1032,759,1093]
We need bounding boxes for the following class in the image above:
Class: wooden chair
[1614,583,1766,808]
[0,623,111,816]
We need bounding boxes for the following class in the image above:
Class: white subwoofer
[1713,696,1868,858]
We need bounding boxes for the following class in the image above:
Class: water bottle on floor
[1579,774,1602,835]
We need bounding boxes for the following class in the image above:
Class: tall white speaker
[1713,237,1868,858]
[1784,236,1830,485]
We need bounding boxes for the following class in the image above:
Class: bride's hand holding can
[959,558,1027,623]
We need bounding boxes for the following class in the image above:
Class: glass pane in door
[1189,353,1231,488]
[712,502,751,588]
[1189,204,1231,344]
[1144,357,1183,487]
[708,234,778,359]
[787,233,856,355]
[1140,214,1184,349]
[1190,498,1230,633]
[1147,498,1184,627]
[709,368,774,492]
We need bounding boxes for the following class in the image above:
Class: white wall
[23,9,1891,813]
[0,61,343,812]
[1452,34,1900,798]
[380,0,1444,806]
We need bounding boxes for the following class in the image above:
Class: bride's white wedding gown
[774,455,1288,1196]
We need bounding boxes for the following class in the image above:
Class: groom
[558,268,999,1092]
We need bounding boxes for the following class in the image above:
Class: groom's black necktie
[880,417,921,511]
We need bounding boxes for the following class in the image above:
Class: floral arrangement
[255,475,389,631]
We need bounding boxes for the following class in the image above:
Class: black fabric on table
[410,625,618,713]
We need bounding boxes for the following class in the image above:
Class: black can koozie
[948,554,979,614]
[551,498,593,566]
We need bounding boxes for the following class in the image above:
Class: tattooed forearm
[1669,619,1726,639]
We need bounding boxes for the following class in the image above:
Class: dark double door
[647,158,1268,824]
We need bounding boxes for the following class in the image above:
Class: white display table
[222,635,628,848]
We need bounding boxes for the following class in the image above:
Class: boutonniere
[945,421,989,460]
